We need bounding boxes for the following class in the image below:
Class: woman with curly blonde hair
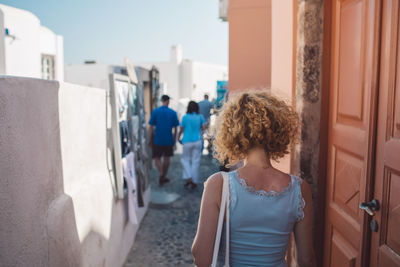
[192,91,316,267]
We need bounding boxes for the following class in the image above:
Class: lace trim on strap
[228,172,237,209]
[296,177,306,222]
[233,171,293,198]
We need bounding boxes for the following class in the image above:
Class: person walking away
[198,94,215,153]
[148,95,179,185]
[178,101,206,190]
[192,91,316,267]
[198,94,214,123]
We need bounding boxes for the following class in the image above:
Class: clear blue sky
[1,0,228,65]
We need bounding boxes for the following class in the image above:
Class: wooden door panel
[333,149,363,218]
[337,0,363,121]
[385,140,400,169]
[378,245,400,267]
[370,0,400,266]
[386,172,400,253]
[330,203,360,249]
[332,125,366,156]
[331,229,357,267]
[324,0,380,266]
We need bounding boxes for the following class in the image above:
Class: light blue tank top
[228,170,305,267]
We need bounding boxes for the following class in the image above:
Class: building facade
[0,4,64,81]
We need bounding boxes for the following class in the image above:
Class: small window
[41,55,55,80]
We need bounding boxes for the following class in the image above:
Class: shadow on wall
[0,77,142,267]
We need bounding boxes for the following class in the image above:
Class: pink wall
[270,0,295,174]
[227,0,296,173]
[228,0,272,91]
[271,0,294,101]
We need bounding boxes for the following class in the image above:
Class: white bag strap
[211,172,230,267]
[223,172,230,267]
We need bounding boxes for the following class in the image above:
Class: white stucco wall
[64,64,113,90]
[0,76,149,266]
[40,26,57,55]
[55,35,64,81]
[40,26,64,81]
[190,61,228,101]
[136,45,228,104]
[0,4,41,78]
[180,59,193,100]
[0,4,64,81]
[0,8,6,74]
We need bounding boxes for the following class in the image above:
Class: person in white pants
[178,101,206,189]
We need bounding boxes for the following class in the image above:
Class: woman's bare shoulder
[203,172,225,205]
[204,172,224,191]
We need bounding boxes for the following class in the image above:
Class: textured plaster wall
[0,76,149,266]
[0,77,63,266]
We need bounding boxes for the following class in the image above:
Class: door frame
[316,0,333,266]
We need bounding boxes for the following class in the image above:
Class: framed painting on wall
[109,73,138,199]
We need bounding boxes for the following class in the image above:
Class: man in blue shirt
[148,95,179,185]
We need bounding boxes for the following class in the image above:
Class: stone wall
[296,0,324,264]
[294,0,325,263]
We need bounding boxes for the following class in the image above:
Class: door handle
[359,199,380,216]
[359,204,374,216]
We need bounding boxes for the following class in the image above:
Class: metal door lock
[370,219,379,232]
[359,199,380,216]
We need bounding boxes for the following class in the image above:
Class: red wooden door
[323,1,381,266]
[370,1,400,266]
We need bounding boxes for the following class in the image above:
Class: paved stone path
[124,154,220,267]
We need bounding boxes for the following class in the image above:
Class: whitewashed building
[0,4,64,81]
[136,45,228,104]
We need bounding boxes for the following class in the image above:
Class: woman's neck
[244,148,272,169]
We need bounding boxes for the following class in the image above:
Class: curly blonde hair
[213,91,300,165]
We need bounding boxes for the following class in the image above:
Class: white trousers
[181,140,202,183]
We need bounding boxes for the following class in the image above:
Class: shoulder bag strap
[211,172,229,267]
[222,172,230,267]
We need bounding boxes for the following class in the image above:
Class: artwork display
[109,73,151,205]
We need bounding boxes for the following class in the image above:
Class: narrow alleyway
[124,153,220,267]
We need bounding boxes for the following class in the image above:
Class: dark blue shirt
[149,106,179,146]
